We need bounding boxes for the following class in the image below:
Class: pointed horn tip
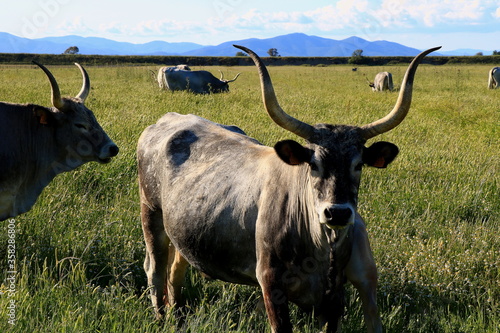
[418,46,442,58]
[234,44,256,57]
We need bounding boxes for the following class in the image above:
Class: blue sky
[2,0,499,51]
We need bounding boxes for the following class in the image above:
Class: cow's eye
[75,123,87,130]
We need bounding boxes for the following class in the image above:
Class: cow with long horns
[138,45,440,332]
[0,62,118,221]
[158,67,240,94]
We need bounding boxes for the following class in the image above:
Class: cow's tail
[488,68,495,89]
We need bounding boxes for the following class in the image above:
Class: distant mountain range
[0,32,492,57]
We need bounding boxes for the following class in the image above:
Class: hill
[1,32,495,57]
[0,32,203,55]
[1,32,429,57]
[185,33,424,57]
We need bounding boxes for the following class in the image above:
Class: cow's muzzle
[98,143,119,163]
[320,204,355,229]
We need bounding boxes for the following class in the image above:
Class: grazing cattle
[370,72,394,91]
[0,62,119,221]
[488,67,499,89]
[157,67,240,94]
[138,45,440,332]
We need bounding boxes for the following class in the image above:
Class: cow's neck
[6,106,63,218]
[270,159,326,250]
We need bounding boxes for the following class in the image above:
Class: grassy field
[0,61,498,332]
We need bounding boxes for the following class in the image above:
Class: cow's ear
[33,106,55,126]
[363,141,399,168]
[274,140,312,165]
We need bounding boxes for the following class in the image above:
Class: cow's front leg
[257,263,293,333]
[140,202,169,319]
[345,217,382,333]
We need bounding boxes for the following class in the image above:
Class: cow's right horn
[360,46,441,140]
[33,61,66,110]
[74,63,90,102]
[234,45,315,140]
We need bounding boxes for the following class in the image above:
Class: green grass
[0,63,498,332]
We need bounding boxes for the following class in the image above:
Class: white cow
[370,72,394,92]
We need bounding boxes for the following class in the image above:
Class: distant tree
[348,49,367,65]
[267,48,280,57]
[235,51,247,57]
[352,49,364,58]
[475,52,483,56]
[63,46,79,55]
[493,50,499,55]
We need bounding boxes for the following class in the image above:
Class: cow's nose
[108,144,119,157]
[323,206,353,228]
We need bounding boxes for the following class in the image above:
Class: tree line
[0,50,498,67]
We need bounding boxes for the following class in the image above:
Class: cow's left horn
[74,63,90,102]
[234,45,315,140]
[33,60,66,110]
[225,73,241,83]
[361,46,441,140]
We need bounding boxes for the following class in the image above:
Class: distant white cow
[157,65,191,90]
[488,67,499,89]
[370,72,394,92]
[158,67,241,94]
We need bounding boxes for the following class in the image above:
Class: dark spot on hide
[217,124,247,135]
[167,130,198,167]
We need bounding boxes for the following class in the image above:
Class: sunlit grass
[0,62,498,332]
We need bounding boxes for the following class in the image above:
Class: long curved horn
[74,63,90,102]
[234,45,315,140]
[361,46,441,140]
[32,60,65,110]
[224,73,241,83]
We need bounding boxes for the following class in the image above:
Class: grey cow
[158,67,240,94]
[369,72,394,91]
[138,45,440,332]
[0,62,118,221]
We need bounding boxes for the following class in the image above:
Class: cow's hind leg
[345,217,382,333]
[165,246,189,307]
[141,202,170,319]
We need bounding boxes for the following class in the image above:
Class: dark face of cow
[47,98,119,166]
[208,81,230,93]
[209,72,241,93]
[274,124,399,229]
[33,62,119,169]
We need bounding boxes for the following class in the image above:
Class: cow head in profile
[33,61,119,167]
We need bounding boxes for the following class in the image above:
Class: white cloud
[494,7,500,18]
[34,0,499,45]
[56,17,93,35]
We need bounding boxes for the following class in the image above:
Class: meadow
[0,60,498,332]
